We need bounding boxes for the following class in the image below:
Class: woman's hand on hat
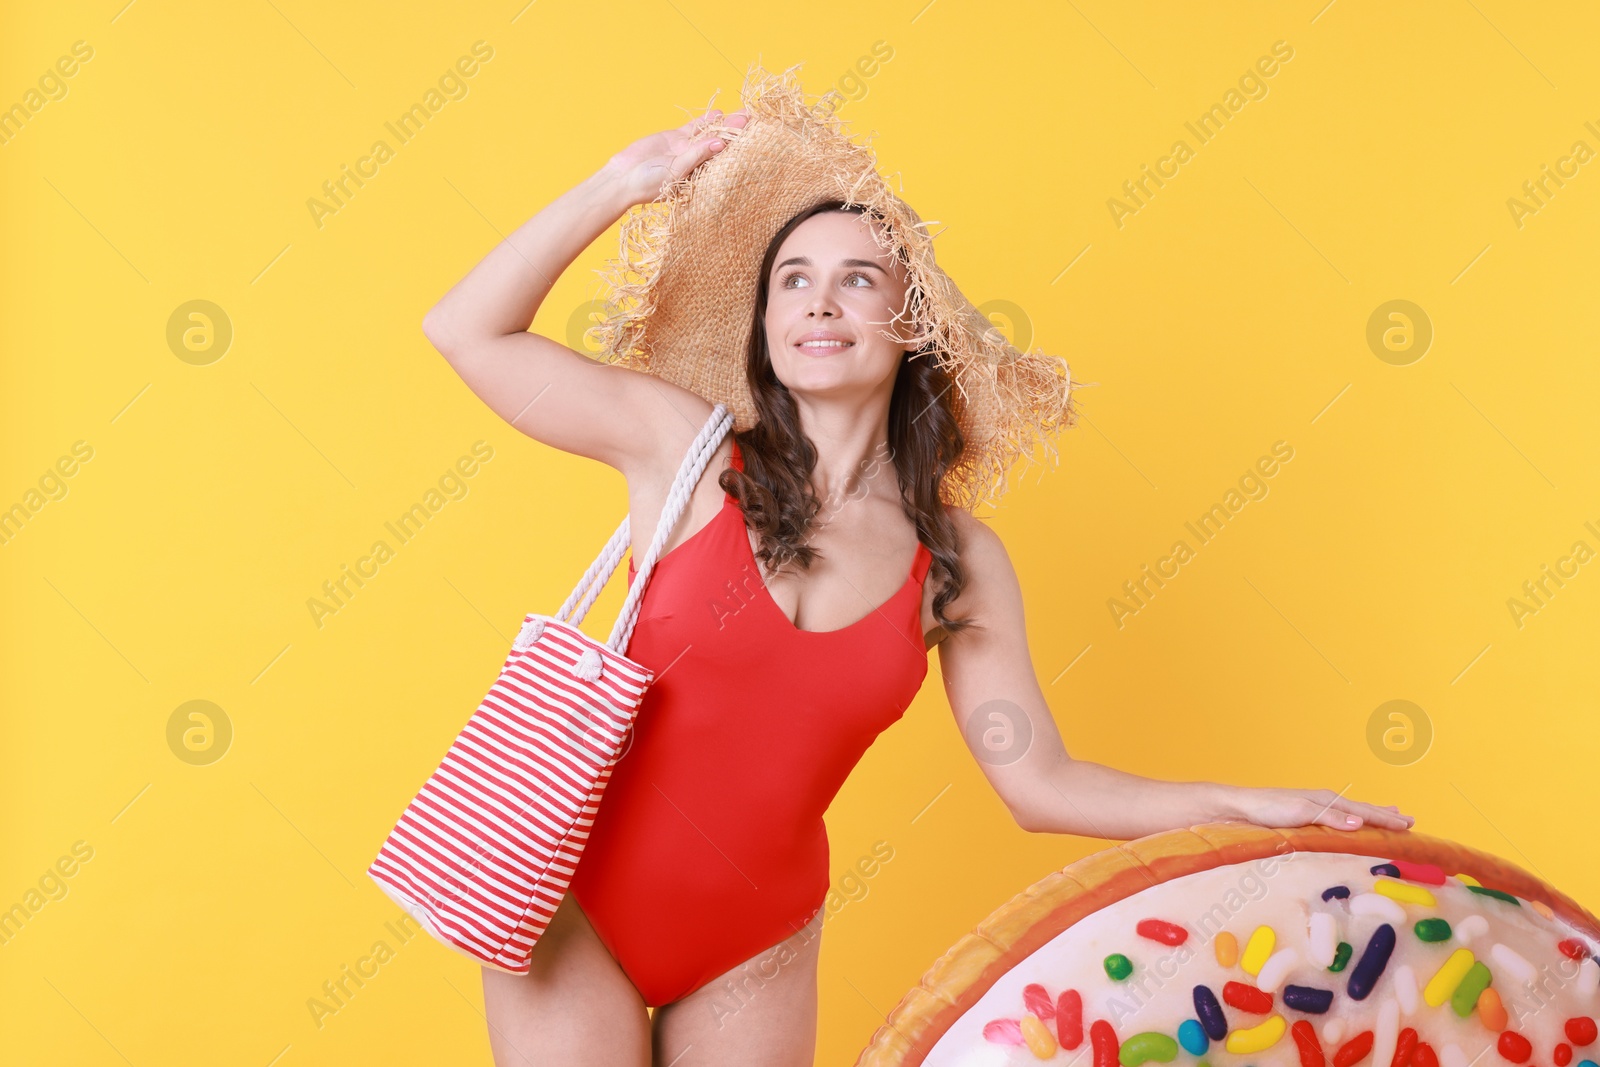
[601,106,750,208]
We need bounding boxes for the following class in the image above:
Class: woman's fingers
[1324,795,1415,831]
[1322,801,1364,830]
[667,109,740,157]
[665,135,725,183]
[1357,800,1413,828]
[681,106,750,137]
[680,107,720,133]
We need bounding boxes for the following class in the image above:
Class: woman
[420,95,1414,1066]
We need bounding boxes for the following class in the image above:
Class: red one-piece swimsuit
[566,438,933,1008]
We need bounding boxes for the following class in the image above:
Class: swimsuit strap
[725,438,744,507]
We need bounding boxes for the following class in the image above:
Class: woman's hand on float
[600,105,750,208]
[1222,786,1416,832]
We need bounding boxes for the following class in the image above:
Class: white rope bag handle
[515,404,734,659]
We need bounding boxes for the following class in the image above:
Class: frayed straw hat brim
[590,61,1080,512]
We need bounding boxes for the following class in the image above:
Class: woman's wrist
[586,158,646,215]
[1201,781,1244,823]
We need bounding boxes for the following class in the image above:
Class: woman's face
[762,209,916,405]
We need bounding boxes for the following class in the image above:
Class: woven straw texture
[589,61,1081,512]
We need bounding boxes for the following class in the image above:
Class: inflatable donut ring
[855,822,1600,1067]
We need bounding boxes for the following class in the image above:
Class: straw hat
[589,61,1081,512]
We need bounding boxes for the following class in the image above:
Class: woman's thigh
[650,909,825,1067]
[480,891,651,1067]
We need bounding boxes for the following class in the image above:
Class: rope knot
[572,647,603,681]
[512,617,546,651]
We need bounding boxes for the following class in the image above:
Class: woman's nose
[805,291,841,317]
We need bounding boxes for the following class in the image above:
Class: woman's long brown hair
[718,200,979,639]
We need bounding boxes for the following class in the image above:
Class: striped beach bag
[366,403,734,973]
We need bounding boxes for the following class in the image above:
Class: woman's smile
[795,329,857,355]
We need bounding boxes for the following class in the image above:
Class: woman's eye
[780,271,871,288]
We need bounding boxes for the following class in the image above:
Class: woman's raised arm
[421,107,747,477]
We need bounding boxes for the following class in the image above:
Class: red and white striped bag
[367,404,734,973]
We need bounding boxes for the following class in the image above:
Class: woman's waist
[580,784,830,885]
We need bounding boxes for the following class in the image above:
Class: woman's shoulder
[936,504,1018,602]
[919,504,1021,649]
[945,505,1007,566]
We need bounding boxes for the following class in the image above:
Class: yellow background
[3,2,1597,1063]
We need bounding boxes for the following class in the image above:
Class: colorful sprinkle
[1194,984,1228,1041]
[1414,918,1453,942]
[1392,964,1419,1016]
[1091,1018,1120,1067]
[1561,940,1593,963]
[1454,915,1490,944]
[1216,931,1239,967]
[1557,1044,1574,1067]
[1568,1018,1598,1047]
[1351,892,1407,925]
[1293,1019,1326,1067]
[1390,860,1447,885]
[1348,924,1397,1001]
[983,1018,1023,1045]
[1580,958,1600,997]
[1372,998,1400,1067]
[1284,984,1336,1014]
[1479,988,1509,1032]
[1531,900,1555,921]
[1498,1031,1532,1063]
[1259,948,1302,994]
[1449,961,1493,1017]
[1225,981,1275,1013]
[1023,983,1055,1019]
[1375,878,1437,907]
[1491,943,1536,985]
[1178,1019,1209,1056]
[1333,1030,1374,1067]
[1104,953,1133,981]
[1119,1032,1179,1066]
[1227,1014,1288,1055]
[1468,885,1521,906]
[1415,1043,1440,1067]
[1311,913,1339,967]
[1138,918,1189,946]
[1424,948,1476,1007]
[1242,925,1276,975]
[1324,885,1352,902]
[1395,1028,1419,1067]
[1370,863,1401,878]
[1056,989,1083,1049]
[1330,942,1354,973]
[1022,1013,1057,1058]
